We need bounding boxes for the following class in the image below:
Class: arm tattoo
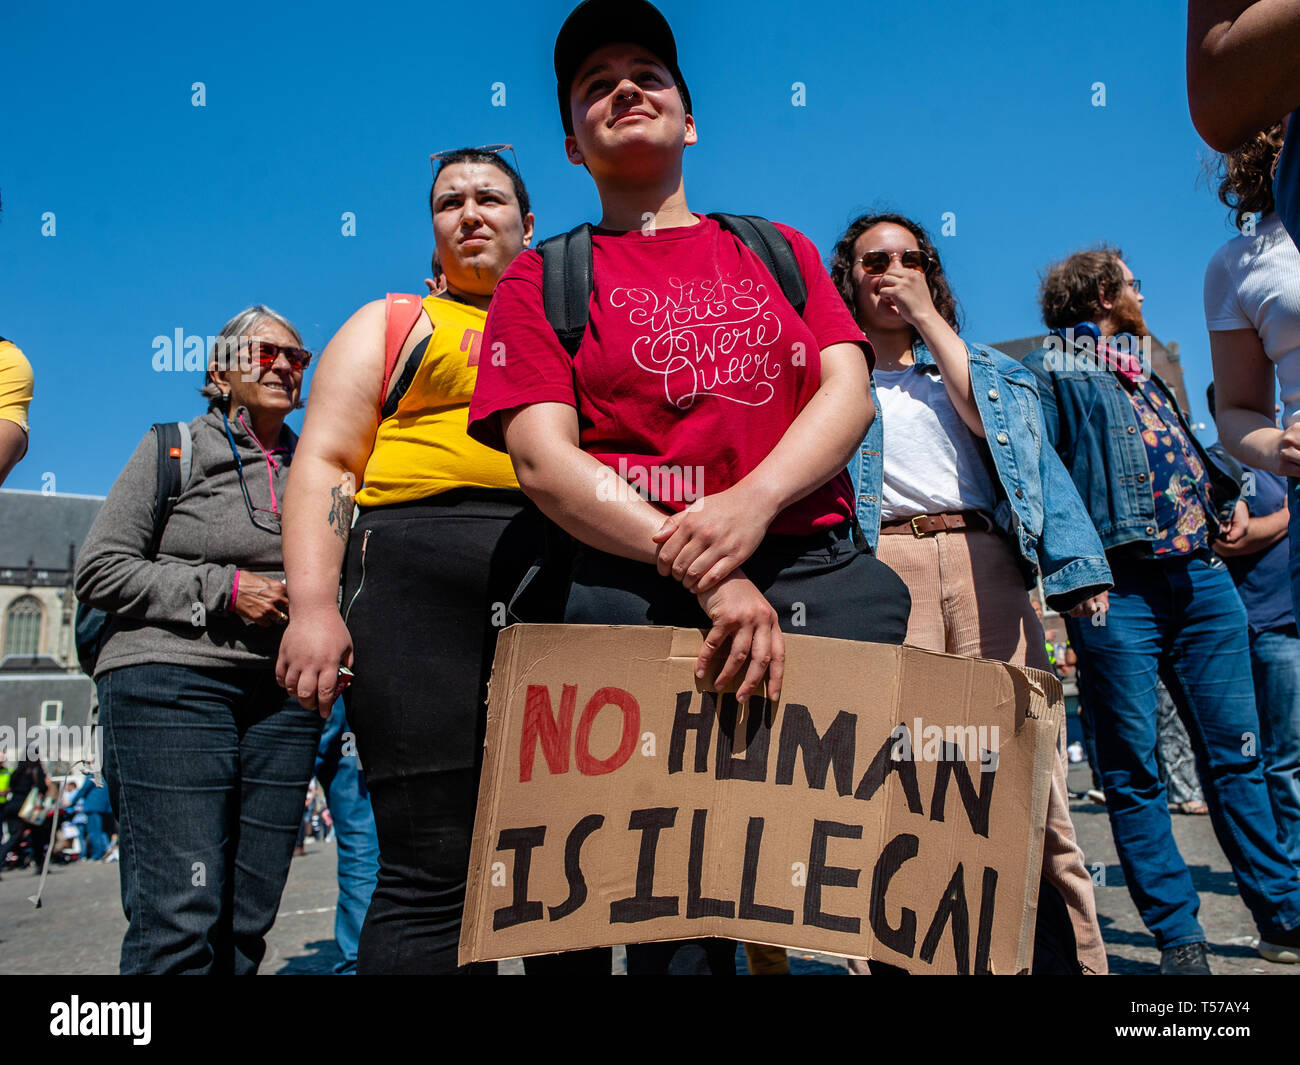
[328,477,356,543]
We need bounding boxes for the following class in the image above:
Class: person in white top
[1204,121,1300,877]
[1207,123,1300,613]
[830,211,1110,975]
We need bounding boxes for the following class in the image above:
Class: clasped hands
[650,484,785,707]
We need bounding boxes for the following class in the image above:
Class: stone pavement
[1,764,1296,976]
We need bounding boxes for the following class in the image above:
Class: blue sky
[0,0,1245,496]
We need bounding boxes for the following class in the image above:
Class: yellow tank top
[0,340,34,432]
[356,295,519,506]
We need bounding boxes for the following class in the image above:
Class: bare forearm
[1241,506,1289,547]
[1214,517,1287,555]
[915,314,984,438]
[0,422,27,486]
[282,455,356,613]
[1218,406,1284,471]
[515,445,669,564]
[737,358,872,517]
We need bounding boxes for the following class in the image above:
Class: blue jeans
[314,701,379,975]
[1250,624,1300,866]
[99,663,322,974]
[1288,477,1300,621]
[84,812,110,860]
[1066,551,1300,949]
[1076,668,1102,791]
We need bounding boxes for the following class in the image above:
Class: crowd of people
[3,0,1299,976]
[0,755,118,875]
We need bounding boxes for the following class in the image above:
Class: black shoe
[1160,942,1211,974]
[1258,923,1300,964]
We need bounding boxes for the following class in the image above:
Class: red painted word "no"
[519,684,641,782]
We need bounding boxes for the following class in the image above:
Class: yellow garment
[0,340,34,432]
[357,295,518,506]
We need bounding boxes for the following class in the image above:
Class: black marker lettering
[804,820,862,933]
[609,808,680,923]
[492,826,547,930]
[547,814,605,921]
[775,705,856,796]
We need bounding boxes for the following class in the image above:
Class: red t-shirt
[467,215,871,535]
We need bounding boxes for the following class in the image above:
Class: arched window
[4,596,43,656]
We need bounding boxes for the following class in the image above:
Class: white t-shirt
[1203,212,1300,425]
[873,362,997,523]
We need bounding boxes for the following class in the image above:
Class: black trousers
[342,490,558,975]
[524,520,912,975]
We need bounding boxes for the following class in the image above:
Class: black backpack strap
[381,335,431,421]
[539,216,804,354]
[708,213,807,318]
[539,223,594,357]
[147,422,187,559]
[76,422,188,676]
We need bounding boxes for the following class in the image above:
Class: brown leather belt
[880,510,994,537]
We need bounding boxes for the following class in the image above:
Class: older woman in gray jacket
[75,305,322,975]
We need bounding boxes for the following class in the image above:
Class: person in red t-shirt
[467,0,911,976]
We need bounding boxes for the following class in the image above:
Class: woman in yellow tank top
[355,292,517,505]
[0,338,34,486]
[276,148,553,974]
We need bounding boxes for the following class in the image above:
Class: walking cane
[28,759,98,909]
[27,777,64,909]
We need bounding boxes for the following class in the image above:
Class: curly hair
[1038,247,1125,330]
[828,212,962,334]
[1216,123,1285,230]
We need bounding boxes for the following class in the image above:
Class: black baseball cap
[554,0,691,136]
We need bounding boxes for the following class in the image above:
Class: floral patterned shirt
[1127,378,1210,556]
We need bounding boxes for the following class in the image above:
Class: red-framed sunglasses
[245,340,312,371]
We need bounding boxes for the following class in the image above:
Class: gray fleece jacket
[75,406,297,679]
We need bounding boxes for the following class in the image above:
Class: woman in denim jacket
[830,212,1112,973]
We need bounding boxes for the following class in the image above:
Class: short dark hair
[428,148,531,221]
[1038,246,1125,330]
[829,212,962,335]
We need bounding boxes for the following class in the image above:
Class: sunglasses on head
[856,249,932,275]
[430,143,522,180]
[246,340,312,371]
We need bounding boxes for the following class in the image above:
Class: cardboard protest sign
[460,624,1062,974]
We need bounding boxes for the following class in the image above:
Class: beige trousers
[848,527,1107,974]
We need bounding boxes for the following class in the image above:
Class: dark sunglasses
[856,249,932,275]
[246,340,312,371]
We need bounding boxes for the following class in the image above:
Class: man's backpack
[74,422,193,676]
[538,213,808,355]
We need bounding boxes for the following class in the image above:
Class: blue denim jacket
[849,340,1113,612]
[1020,334,1242,553]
